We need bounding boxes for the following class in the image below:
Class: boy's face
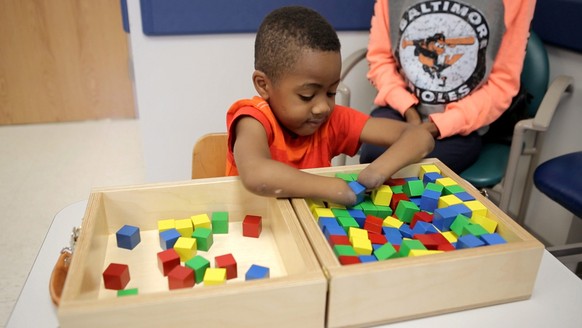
[265,50,341,137]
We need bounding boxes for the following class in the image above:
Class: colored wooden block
[348,180,366,204]
[117,288,138,297]
[245,264,270,280]
[363,215,383,234]
[422,172,443,185]
[418,164,441,179]
[398,239,427,257]
[157,248,181,276]
[442,184,466,195]
[454,192,475,202]
[374,243,397,260]
[450,214,471,236]
[441,230,458,243]
[192,227,214,251]
[203,268,227,286]
[167,265,195,290]
[333,244,357,257]
[375,205,393,218]
[331,208,351,217]
[323,224,348,240]
[313,207,335,220]
[414,233,452,250]
[347,209,366,222]
[420,189,440,213]
[386,177,407,186]
[242,214,262,238]
[159,228,181,250]
[306,198,326,212]
[368,232,387,245]
[348,227,368,242]
[173,237,197,262]
[215,253,237,280]
[382,226,403,245]
[319,217,340,231]
[462,223,489,237]
[337,216,359,233]
[327,202,346,209]
[456,234,486,249]
[103,263,130,290]
[480,233,507,246]
[424,182,444,193]
[408,249,444,257]
[211,211,229,234]
[464,200,489,218]
[411,221,439,235]
[403,179,424,198]
[390,193,409,210]
[410,211,433,229]
[335,172,356,182]
[191,213,212,229]
[338,255,361,265]
[359,199,378,216]
[185,255,210,284]
[438,194,463,208]
[447,203,472,217]
[157,218,175,232]
[175,218,194,237]
[328,234,351,246]
[470,215,498,234]
[359,255,378,263]
[371,185,393,206]
[116,225,141,250]
[352,237,373,255]
[435,177,457,187]
[399,224,414,238]
[390,185,404,194]
[394,200,420,223]
[382,216,403,228]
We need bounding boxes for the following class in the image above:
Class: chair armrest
[533,75,574,130]
[340,48,367,80]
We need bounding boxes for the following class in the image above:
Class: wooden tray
[58,177,327,328]
[292,159,544,327]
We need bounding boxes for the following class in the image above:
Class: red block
[390,193,409,210]
[368,233,387,245]
[243,215,262,238]
[414,233,454,250]
[103,263,130,290]
[386,178,407,186]
[338,256,361,265]
[167,265,195,290]
[328,235,351,246]
[157,248,181,276]
[364,215,383,234]
[215,253,237,280]
[410,211,433,228]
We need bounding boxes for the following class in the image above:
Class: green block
[443,184,465,195]
[425,182,444,193]
[211,211,229,234]
[185,255,211,284]
[117,288,138,297]
[374,243,397,260]
[192,227,213,251]
[335,173,356,182]
[463,223,489,237]
[403,179,424,198]
[375,205,393,218]
[399,239,426,257]
[391,185,404,194]
[337,216,359,232]
[394,200,419,223]
[331,208,351,217]
[333,245,357,257]
[450,214,471,236]
[360,199,378,216]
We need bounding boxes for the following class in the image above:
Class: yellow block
[470,215,498,234]
[383,216,403,228]
[438,194,462,208]
[464,200,488,218]
[436,177,457,187]
[441,231,458,243]
[327,202,346,209]
[352,237,373,255]
[313,207,335,220]
[348,227,368,242]
[419,164,441,179]
[157,219,175,232]
[371,185,393,206]
[191,214,212,229]
[409,249,444,257]
[175,218,193,237]
[174,237,197,262]
[204,268,227,286]
[306,198,326,212]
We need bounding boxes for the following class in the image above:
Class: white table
[7,201,582,327]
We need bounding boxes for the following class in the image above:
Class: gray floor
[0,119,146,327]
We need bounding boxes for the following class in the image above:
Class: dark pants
[359,107,482,174]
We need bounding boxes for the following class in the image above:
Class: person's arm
[367,0,418,116]
[430,0,536,138]
[357,117,435,189]
[233,116,357,205]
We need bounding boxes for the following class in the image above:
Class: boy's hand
[357,166,387,190]
[325,178,358,206]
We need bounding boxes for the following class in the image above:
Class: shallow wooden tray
[293,159,544,328]
[58,177,327,328]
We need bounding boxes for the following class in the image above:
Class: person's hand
[326,178,358,206]
[403,107,421,125]
[357,165,387,191]
[420,122,440,138]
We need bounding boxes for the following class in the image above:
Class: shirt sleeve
[367,0,419,116]
[430,0,536,138]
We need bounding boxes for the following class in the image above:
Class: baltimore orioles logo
[401,33,476,87]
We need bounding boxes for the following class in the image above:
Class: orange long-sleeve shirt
[367,0,536,138]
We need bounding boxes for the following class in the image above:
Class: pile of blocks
[102,212,270,296]
[310,164,507,265]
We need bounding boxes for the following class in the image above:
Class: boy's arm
[233,117,357,205]
[357,117,434,188]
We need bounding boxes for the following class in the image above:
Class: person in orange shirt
[226,6,434,206]
[360,0,536,173]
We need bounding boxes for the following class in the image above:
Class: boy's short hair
[254,6,341,83]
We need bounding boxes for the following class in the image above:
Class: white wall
[126,0,581,246]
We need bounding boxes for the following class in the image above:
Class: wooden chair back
[191,133,228,179]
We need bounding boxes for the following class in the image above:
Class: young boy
[226,6,434,206]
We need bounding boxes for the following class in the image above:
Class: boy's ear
[252,70,270,100]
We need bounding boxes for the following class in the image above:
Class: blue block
[411,221,439,235]
[433,207,458,232]
[245,264,270,280]
[456,234,486,249]
[359,255,378,263]
[116,225,141,250]
[420,189,440,212]
[159,228,181,250]
[423,172,443,184]
[382,227,403,245]
[348,181,367,204]
[372,244,384,252]
[347,209,366,221]
[399,223,414,238]
[323,225,347,240]
[448,203,472,217]
[454,191,475,202]
[409,197,422,208]
[480,233,507,246]
[318,217,340,231]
